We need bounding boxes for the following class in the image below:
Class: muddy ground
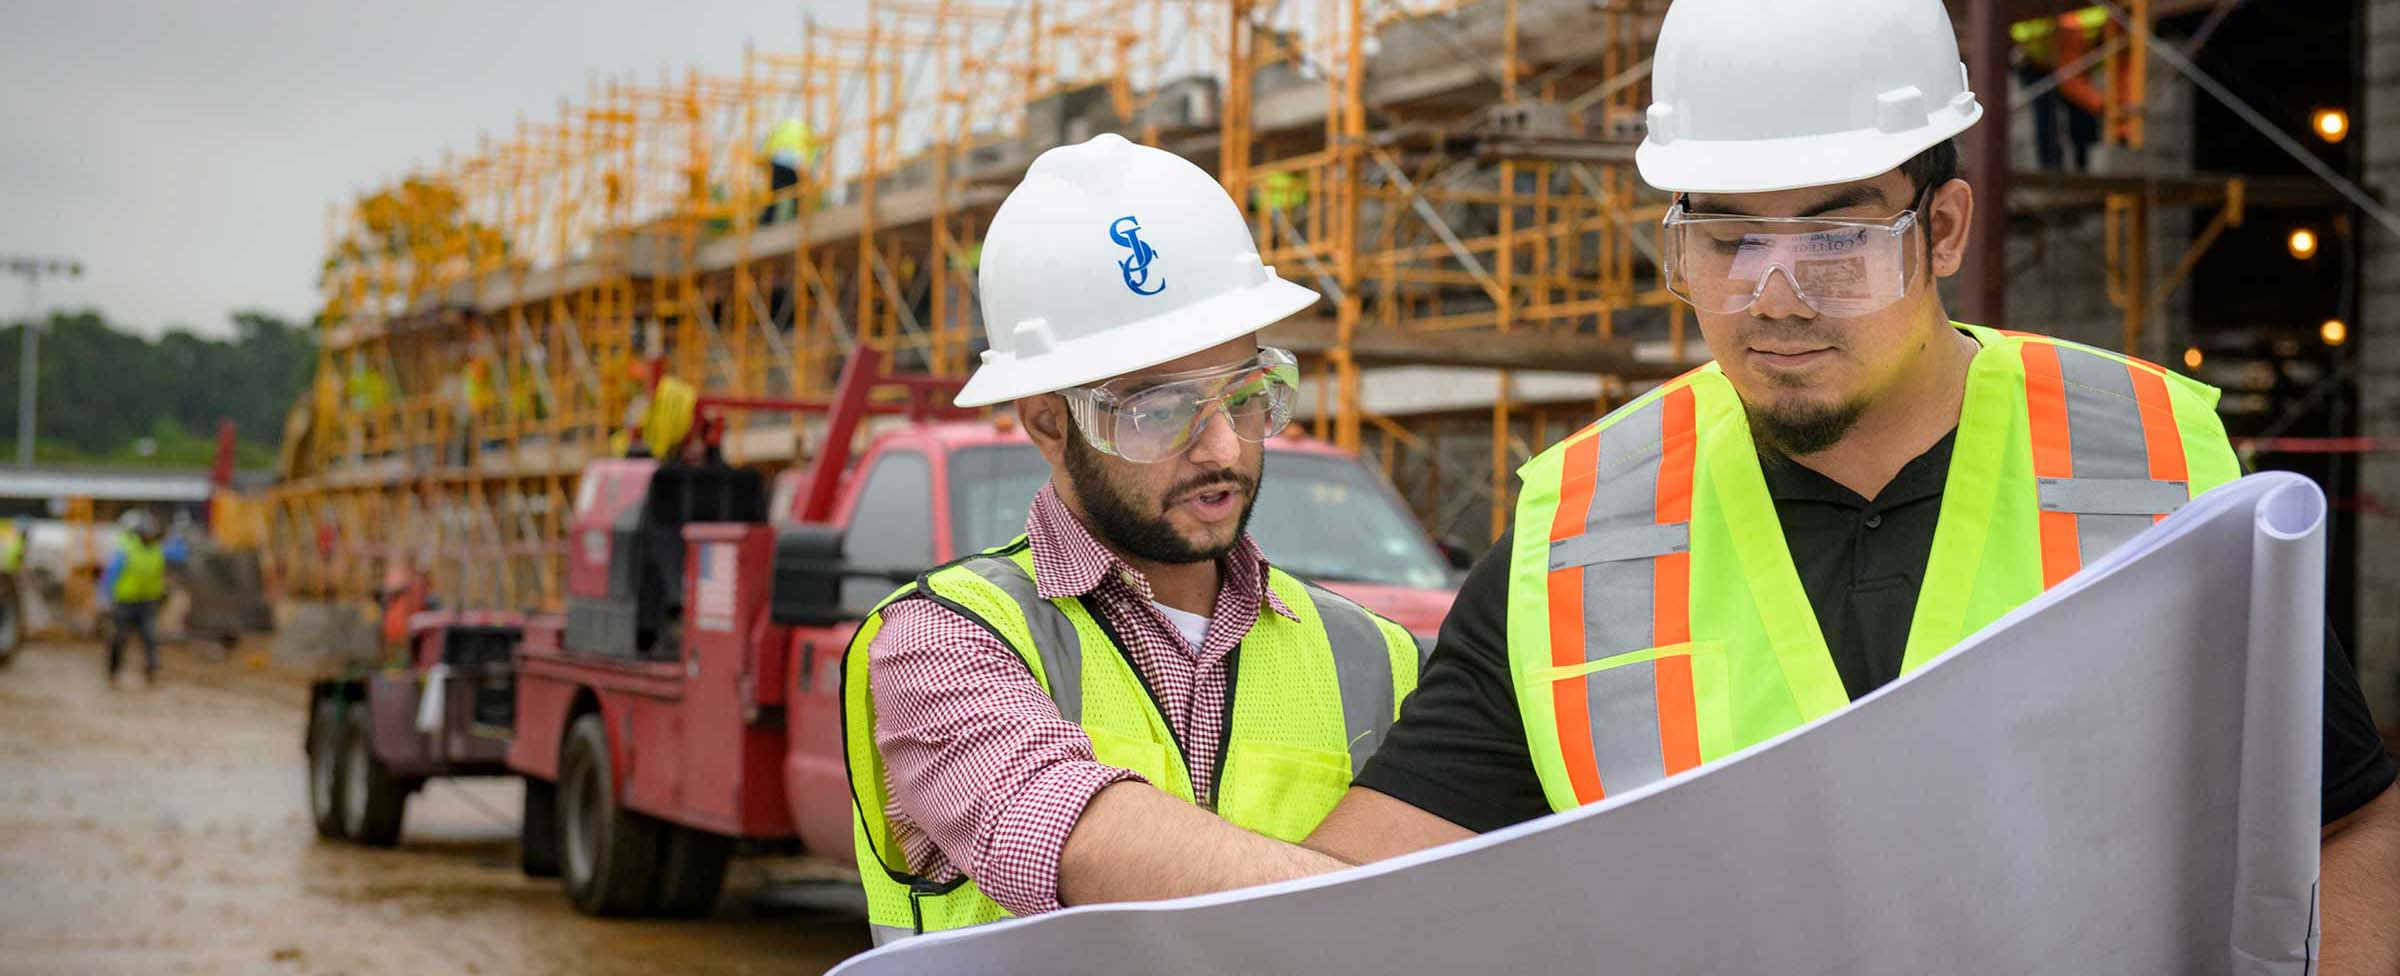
[0,640,872,975]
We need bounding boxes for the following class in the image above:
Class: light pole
[5,256,84,468]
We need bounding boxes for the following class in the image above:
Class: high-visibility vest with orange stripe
[1505,323,2240,811]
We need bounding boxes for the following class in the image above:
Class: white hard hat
[955,133,1319,408]
[1635,0,1984,195]
[118,510,156,536]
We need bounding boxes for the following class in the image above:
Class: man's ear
[1017,394,1070,466]
[1928,178,1974,279]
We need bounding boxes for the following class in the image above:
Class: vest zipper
[1209,645,1241,811]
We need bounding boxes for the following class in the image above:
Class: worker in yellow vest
[0,517,27,573]
[2012,5,2108,171]
[760,118,819,225]
[105,510,169,685]
[1292,0,2400,967]
[842,134,1418,942]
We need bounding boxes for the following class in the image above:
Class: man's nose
[1749,265,1818,321]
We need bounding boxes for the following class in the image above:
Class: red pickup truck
[306,351,1458,919]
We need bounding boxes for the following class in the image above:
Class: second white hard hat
[1635,0,1984,195]
[955,133,1319,408]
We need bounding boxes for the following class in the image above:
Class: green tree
[0,308,314,467]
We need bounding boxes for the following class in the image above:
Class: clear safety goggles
[1660,184,1931,318]
[1059,347,1301,463]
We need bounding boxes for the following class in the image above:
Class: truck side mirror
[772,525,851,627]
[771,525,917,626]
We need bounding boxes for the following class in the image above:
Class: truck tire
[560,713,662,915]
[339,708,410,847]
[307,697,348,840]
[654,826,732,918]
[519,776,562,878]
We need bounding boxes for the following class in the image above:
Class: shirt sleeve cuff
[970,760,1147,916]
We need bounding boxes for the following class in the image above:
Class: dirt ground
[0,639,872,976]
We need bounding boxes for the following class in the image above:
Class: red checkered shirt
[867,482,1297,917]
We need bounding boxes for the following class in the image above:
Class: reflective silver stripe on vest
[2036,476,2189,516]
[1549,396,1671,794]
[870,923,914,946]
[959,556,1085,724]
[1305,583,1397,776]
[1546,521,1688,571]
[2054,348,2187,563]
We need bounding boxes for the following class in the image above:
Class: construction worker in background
[1,516,25,660]
[1,517,27,574]
[463,357,495,422]
[1280,1,2400,969]
[450,355,497,462]
[346,356,390,461]
[508,350,552,430]
[105,510,169,686]
[2012,5,2107,171]
[844,133,1420,943]
[761,117,819,225]
[1253,169,1308,216]
[346,357,389,413]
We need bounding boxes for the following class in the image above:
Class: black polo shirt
[1355,432,2398,831]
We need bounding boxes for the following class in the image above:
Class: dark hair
[1898,137,1963,195]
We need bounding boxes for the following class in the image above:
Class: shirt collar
[1025,483,1297,621]
[1759,428,1957,510]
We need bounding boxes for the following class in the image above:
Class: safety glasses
[1058,347,1300,463]
[1661,182,1933,318]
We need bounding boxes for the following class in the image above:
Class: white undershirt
[1152,601,1212,652]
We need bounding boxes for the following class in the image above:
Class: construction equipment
[303,348,1457,917]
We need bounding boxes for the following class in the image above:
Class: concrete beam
[1262,316,1700,379]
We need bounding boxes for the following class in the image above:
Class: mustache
[1738,321,1843,348]
[1166,472,1256,506]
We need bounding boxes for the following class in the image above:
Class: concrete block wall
[2353,0,2400,727]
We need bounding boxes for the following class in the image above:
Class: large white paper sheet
[833,473,2326,976]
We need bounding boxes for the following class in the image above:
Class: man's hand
[2322,782,2400,975]
[1055,782,1348,906]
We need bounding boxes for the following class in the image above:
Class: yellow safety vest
[1505,324,2240,809]
[844,540,1420,945]
[763,119,820,166]
[115,534,168,604]
[1,531,24,572]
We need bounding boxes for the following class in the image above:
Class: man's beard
[1062,422,1260,565]
[1745,394,1868,460]
[1736,320,1867,459]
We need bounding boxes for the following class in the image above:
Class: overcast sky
[0,0,871,337]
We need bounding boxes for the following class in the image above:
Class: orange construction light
[2322,319,2349,347]
[2314,108,2350,144]
[2183,346,2204,370]
[2288,228,2320,260]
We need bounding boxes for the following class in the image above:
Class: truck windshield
[946,445,1451,591]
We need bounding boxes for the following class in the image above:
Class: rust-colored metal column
[1960,0,2010,326]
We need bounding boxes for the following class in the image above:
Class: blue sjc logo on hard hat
[1110,216,1165,296]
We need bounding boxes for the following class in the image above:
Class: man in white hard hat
[840,133,1421,943]
[1297,0,2400,967]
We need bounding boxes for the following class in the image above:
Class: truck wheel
[560,713,662,915]
[519,776,562,878]
[654,826,732,918]
[339,709,410,847]
[307,697,349,840]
